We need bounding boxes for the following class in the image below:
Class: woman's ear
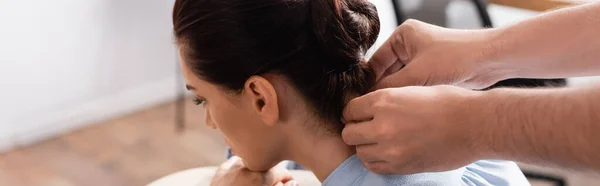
[243,76,279,126]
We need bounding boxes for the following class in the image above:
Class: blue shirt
[322,155,530,186]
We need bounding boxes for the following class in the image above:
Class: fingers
[379,59,405,80]
[374,63,427,89]
[219,156,243,170]
[280,173,293,183]
[341,121,377,145]
[342,93,378,122]
[355,144,384,163]
[275,180,299,186]
[265,165,292,186]
[283,180,299,186]
[364,161,395,174]
[369,31,409,82]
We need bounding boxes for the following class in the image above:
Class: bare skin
[210,156,298,186]
[342,2,600,174]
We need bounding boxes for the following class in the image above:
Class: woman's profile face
[179,53,286,171]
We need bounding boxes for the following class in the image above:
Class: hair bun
[310,0,380,71]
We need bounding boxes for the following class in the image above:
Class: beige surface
[147,167,321,186]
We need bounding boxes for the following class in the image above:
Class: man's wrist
[466,87,530,161]
[476,27,521,82]
[469,87,566,163]
[461,89,505,160]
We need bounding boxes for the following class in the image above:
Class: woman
[172,0,530,185]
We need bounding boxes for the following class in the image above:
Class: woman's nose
[204,108,217,129]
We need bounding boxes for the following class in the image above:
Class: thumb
[265,166,293,185]
[217,156,242,171]
[374,64,425,89]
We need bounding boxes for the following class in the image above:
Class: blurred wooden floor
[0,99,226,186]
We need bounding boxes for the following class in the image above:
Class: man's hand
[370,19,511,90]
[211,156,298,186]
[342,86,492,174]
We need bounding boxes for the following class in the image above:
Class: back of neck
[285,133,355,182]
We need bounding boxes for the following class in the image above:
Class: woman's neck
[284,128,355,182]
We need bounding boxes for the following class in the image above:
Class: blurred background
[0,0,599,186]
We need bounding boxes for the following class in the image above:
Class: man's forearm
[478,86,600,171]
[485,2,600,79]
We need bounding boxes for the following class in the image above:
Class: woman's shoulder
[323,155,465,186]
[365,160,531,186]
[323,156,530,186]
[462,160,531,186]
[362,168,466,186]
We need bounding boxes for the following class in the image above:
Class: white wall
[368,0,399,58]
[0,0,181,152]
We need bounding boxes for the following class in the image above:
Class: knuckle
[389,147,405,159]
[370,101,386,113]
[378,92,392,104]
[376,122,393,138]
[356,150,368,161]
[397,19,421,34]
[364,163,380,173]
[371,101,385,113]
[404,19,421,25]
[371,92,393,109]
[341,129,353,144]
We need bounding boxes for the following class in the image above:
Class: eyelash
[193,98,206,107]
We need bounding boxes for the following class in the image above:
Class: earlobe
[244,76,279,126]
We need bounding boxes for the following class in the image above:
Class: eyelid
[193,97,206,106]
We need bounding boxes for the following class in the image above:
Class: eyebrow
[185,84,196,90]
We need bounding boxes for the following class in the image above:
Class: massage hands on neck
[185,0,600,184]
[342,19,501,175]
[343,1,600,175]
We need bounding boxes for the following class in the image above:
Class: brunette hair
[173,0,379,132]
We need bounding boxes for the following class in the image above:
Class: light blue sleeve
[462,160,531,186]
